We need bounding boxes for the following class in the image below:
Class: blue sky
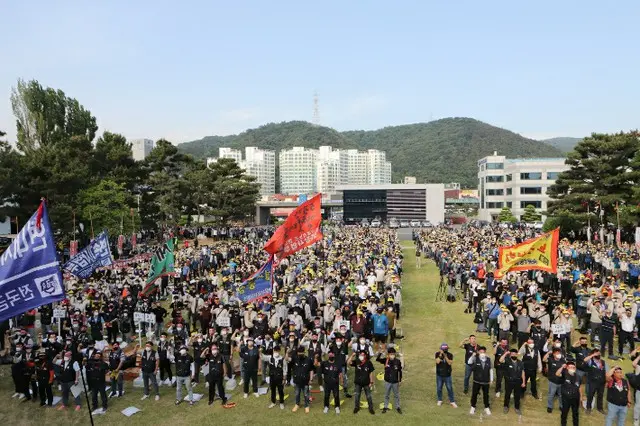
[1,1,639,143]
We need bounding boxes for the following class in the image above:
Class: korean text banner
[63,231,113,279]
[497,228,559,276]
[0,202,64,323]
[141,238,175,296]
[264,193,322,259]
[236,257,273,303]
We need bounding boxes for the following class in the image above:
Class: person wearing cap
[11,341,30,400]
[498,348,524,414]
[316,347,342,414]
[519,337,542,400]
[556,359,582,426]
[158,332,175,385]
[600,308,618,360]
[376,347,402,414]
[348,349,375,415]
[329,334,352,398]
[467,345,493,416]
[435,342,456,408]
[203,343,228,406]
[267,346,286,409]
[56,350,82,411]
[493,338,509,398]
[87,349,109,414]
[605,365,631,426]
[616,305,636,359]
[583,347,606,414]
[175,345,195,405]
[240,336,260,398]
[543,346,566,414]
[35,350,54,406]
[460,335,479,395]
[108,341,126,398]
[587,296,602,345]
[141,341,161,401]
[372,306,389,353]
[288,345,315,413]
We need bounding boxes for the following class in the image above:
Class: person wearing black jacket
[267,346,285,409]
[349,350,375,415]
[240,337,260,397]
[217,328,233,379]
[499,348,525,415]
[467,346,493,415]
[158,333,174,385]
[87,350,109,414]
[35,350,54,407]
[203,344,227,406]
[570,337,590,388]
[140,342,160,401]
[289,347,314,413]
[583,348,606,414]
[376,347,402,414]
[317,349,342,414]
[556,361,582,426]
[519,338,541,399]
[108,342,126,397]
[191,335,206,385]
[329,335,352,398]
[175,346,194,405]
[544,347,565,414]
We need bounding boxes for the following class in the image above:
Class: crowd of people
[418,224,640,426]
[2,225,405,418]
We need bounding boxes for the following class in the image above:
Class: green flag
[141,238,175,296]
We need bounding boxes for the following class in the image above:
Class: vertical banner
[117,235,124,255]
[131,233,137,251]
[635,227,640,250]
[70,240,78,258]
[616,229,622,247]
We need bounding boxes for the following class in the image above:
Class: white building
[315,146,348,195]
[279,147,318,194]
[477,152,569,222]
[130,139,154,162]
[366,149,392,185]
[242,147,276,196]
[346,149,368,185]
[207,147,276,196]
[404,176,417,184]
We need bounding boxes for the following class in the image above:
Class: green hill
[179,118,564,187]
[540,137,582,153]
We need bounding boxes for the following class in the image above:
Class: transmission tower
[313,91,320,125]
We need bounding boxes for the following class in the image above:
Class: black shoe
[396,408,402,414]
[40,403,46,407]
[597,409,605,414]
[547,408,552,413]
[345,393,352,398]
[382,408,388,413]
[175,400,182,406]
[463,389,468,395]
[586,408,591,415]
[208,400,214,406]
[369,408,375,415]
[353,407,360,414]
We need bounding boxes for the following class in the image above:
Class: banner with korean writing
[235,257,273,303]
[497,228,559,276]
[264,193,322,259]
[70,240,78,258]
[63,231,113,279]
[140,238,176,296]
[0,201,64,323]
[117,234,124,255]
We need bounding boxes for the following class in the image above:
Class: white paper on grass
[121,407,141,417]
[184,393,203,402]
[52,396,62,406]
[225,378,237,390]
[257,387,268,395]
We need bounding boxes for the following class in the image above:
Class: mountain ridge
[178,117,565,187]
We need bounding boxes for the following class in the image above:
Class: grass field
[0,242,634,425]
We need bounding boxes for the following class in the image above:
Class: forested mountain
[179,118,564,187]
[541,137,582,153]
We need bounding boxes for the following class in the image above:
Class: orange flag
[264,193,323,259]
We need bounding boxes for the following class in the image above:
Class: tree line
[0,79,260,244]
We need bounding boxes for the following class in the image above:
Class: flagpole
[89,212,94,240]
[587,203,591,244]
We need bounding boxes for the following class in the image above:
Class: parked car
[421,220,433,228]
[389,219,399,229]
[360,218,370,227]
[370,219,381,227]
[399,220,410,228]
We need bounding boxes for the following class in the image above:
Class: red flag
[264,193,322,259]
[70,240,78,258]
[131,233,137,250]
[117,234,124,254]
[35,200,44,230]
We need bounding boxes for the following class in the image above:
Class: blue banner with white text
[0,202,64,322]
[236,257,273,303]
[63,231,113,279]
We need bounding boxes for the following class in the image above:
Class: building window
[486,163,504,170]
[520,187,542,195]
[547,172,560,180]
[486,189,504,196]
[486,202,504,209]
[520,172,542,180]
[520,201,542,209]
[506,174,512,182]
[506,202,512,208]
[485,175,504,183]
[506,188,512,195]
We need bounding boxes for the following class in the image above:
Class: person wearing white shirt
[617,307,636,358]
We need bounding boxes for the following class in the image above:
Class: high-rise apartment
[279,147,319,194]
[207,147,276,196]
[130,139,154,162]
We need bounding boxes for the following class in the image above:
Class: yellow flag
[497,228,559,276]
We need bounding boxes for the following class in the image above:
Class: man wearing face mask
[569,337,590,395]
[499,348,525,414]
[35,350,54,407]
[158,332,174,385]
[376,347,402,414]
[191,334,206,385]
[306,330,324,391]
[140,342,160,401]
[329,334,352,398]
[543,346,565,413]
[173,323,188,348]
[583,348,606,414]
[41,332,62,361]
[56,350,82,411]
[555,360,582,426]
[289,346,315,413]
[240,336,260,398]
[217,327,233,380]
[203,344,228,406]
[174,345,195,405]
[267,346,286,409]
[317,348,342,414]
[519,338,541,400]
[435,343,456,408]
[349,350,375,415]
[600,309,618,360]
[467,346,493,416]
[88,350,109,414]
[108,341,126,398]
[493,338,509,398]
[10,342,29,400]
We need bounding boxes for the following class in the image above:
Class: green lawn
[0,243,631,425]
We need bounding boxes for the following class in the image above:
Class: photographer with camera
[435,343,456,408]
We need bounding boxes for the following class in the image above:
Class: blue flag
[63,231,113,279]
[236,257,273,303]
[0,202,64,323]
